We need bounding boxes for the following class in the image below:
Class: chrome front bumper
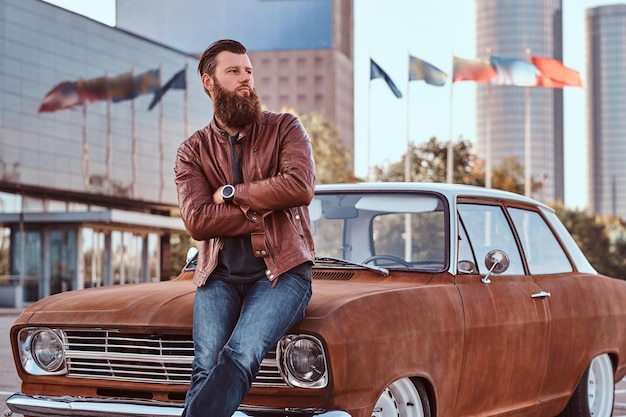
[6,393,351,417]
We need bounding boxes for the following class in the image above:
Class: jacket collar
[209,117,253,141]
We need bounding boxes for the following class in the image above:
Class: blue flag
[370,59,402,98]
[148,66,187,110]
[408,55,448,86]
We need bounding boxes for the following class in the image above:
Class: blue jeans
[183,272,312,417]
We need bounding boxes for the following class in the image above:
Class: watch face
[222,185,235,200]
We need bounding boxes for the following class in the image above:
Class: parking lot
[0,310,623,416]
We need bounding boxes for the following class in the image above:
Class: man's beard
[212,78,262,130]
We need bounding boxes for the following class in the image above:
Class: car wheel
[558,353,614,417]
[372,378,431,417]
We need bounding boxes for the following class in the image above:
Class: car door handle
[531,290,551,299]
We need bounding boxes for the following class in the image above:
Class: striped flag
[489,56,539,86]
[408,55,448,86]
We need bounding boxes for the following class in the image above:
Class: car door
[453,201,551,417]
[507,206,598,405]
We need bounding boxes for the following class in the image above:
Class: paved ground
[0,309,624,416]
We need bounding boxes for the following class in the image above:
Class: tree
[373,136,542,197]
[298,111,359,184]
[551,202,626,279]
[466,156,543,195]
[373,137,476,183]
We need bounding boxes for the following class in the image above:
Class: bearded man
[174,39,316,417]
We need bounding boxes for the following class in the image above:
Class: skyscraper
[475,0,563,203]
[586,4,626,218]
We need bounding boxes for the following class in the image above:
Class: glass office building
[475,0,563,203]
[0,0,209,306]
[586,5,626,218]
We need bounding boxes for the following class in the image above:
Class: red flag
[39,69,161,113]
[453,56,497,82]
[77,69,161,102]
[38,81,84,112]
[531,56,583,88]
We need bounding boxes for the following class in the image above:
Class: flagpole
[405,63,411,183]
[367,77,372,180]
[485,82,492,189]
[447,75,454,184]
[524,48,532,197]
[404,57,412,261]
[184,59,189,138]
[82,99,89,191]
[131,66,137,198]
[524,86,531,197]
[159,63,164,202]
[106,71,112,195]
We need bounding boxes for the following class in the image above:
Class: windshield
[310,192,448,271]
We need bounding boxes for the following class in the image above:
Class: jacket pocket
[193,237,222,287]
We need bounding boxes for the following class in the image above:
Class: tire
[558,353,614,417]
[372,378,431,417]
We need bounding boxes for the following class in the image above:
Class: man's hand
[213,186,226,204]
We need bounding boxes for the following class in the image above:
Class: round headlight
[280,335,327,388]
[31,330,65,372]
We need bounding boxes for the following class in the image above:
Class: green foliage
[553,202,626,279]
[373,137,475,183]
[298,111,359,184]
[373,136,543,195]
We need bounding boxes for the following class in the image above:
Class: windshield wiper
[314,256,389,276]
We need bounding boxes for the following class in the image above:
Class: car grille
[63,329,287,387]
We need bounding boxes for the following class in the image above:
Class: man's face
[203,51,255,98]
[204,51,261,129]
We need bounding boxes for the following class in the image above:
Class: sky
[41,0,624,209]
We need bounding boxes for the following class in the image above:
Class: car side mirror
[481,250,510,284]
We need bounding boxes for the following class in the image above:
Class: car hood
[18,280,196,331]
[16,270,437,331]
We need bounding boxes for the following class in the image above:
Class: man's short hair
[198,39,247,77]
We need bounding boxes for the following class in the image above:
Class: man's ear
[201,74,213,95]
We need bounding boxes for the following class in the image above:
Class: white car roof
[315,182,551,210]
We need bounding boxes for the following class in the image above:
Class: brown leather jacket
[174,111,316,287]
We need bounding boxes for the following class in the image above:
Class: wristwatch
[221,184,235,203]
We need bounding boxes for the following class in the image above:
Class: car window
[372,211,445,269]
[458,219,478,272]
[310,192,446,270]
[508,207,573,274]
[539,207,596,274]
[458,203,525,275]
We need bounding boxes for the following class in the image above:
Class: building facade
[586,5,626,218]
[475,0,564,203]
[115,0,355,167]
[0,0,209,306]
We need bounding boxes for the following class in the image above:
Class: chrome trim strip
[6,393,183,417]
[6,394,352,417]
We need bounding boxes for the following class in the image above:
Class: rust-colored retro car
[6,183,626,417]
